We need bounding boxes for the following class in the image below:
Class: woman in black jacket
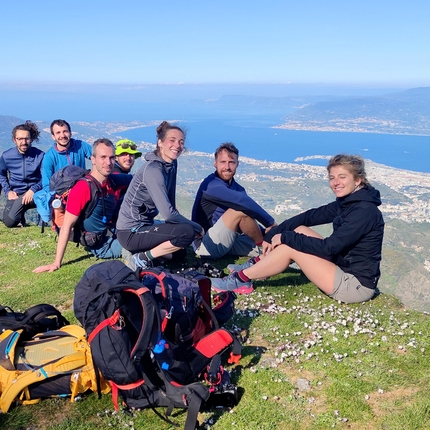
[211,154,384,303]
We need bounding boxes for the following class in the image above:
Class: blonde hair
[327,154,369,185]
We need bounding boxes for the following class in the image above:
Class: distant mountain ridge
[204,87,430,135]
[276,87,430,135]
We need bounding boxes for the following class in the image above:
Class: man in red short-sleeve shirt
[33,138,131,274]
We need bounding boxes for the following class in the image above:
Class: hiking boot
[227,257,257,273]
[211,273,254,295]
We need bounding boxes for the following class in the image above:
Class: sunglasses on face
[118,142,137,150]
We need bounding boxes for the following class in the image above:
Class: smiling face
[157,129,184,163]
[214,149,239,182]
[51,124,72,149]
[116,152,135,173]
[329,165,362,198]
[14,130,32,154]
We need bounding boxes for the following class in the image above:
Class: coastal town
[183,150,430,225]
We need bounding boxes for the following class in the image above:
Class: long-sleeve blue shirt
[192,172,275,232]
[41,139,92,188]
[0,146,44,195]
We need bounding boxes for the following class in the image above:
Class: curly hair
[12,121,40,142]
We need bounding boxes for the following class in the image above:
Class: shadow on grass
[60,253,94,267]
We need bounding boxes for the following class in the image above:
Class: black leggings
[117,222,195,253]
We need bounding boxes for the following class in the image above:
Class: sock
[145,250,156,260]
[253,256,260,264]
[138,251,152,261]
[256,241,263,247]
[237,270,251,282]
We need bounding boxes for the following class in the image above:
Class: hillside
[2,115,430,312]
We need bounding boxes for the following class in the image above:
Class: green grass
[1,223,430,429]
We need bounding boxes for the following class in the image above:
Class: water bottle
[52,198,63,209]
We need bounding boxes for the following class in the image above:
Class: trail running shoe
[122,249,151,271]
[227,257,257,273]
[211,273,254,295]
[133,253,151,270]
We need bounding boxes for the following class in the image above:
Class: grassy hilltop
[0,223,429,429]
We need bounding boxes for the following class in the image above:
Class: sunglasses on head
[119,142,137,150]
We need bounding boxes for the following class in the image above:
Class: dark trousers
[3,196,36,228]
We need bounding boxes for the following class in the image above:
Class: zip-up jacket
[0,146,44,195]
[264,185,384,289]
[192,172,275,232]
[116,152,201,233]
[41,139,92,188]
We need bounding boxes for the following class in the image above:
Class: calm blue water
[120,117,430,173]
[1,90,428,172]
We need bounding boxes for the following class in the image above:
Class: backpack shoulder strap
[21,304,69,327]
[88,283,161,366]
[79,175,103,220]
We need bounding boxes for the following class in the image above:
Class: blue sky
[1,0,429,87]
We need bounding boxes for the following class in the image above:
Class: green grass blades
[0,224,429,429]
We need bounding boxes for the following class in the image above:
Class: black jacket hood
[338,185,382,208]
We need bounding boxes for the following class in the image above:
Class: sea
[117,104,430,173]
[1,89,429,173]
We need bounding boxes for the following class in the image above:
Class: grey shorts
[329,266,375,303]
[193,217,259,259]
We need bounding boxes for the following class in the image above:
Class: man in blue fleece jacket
[0,121,44,227]
[192,142,277,259]
[41,119,92,188]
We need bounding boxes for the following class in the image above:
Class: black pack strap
[163,390,203,430]
[184,390,204,430]
[0,305,15,317]
[200,298,219,331]
[102,283,161,365]
[21,304,69,327]
[206,354,222,384]
[139,384,180,428]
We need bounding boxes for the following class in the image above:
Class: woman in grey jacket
[211,154,384,304]
[116,121,203,269]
